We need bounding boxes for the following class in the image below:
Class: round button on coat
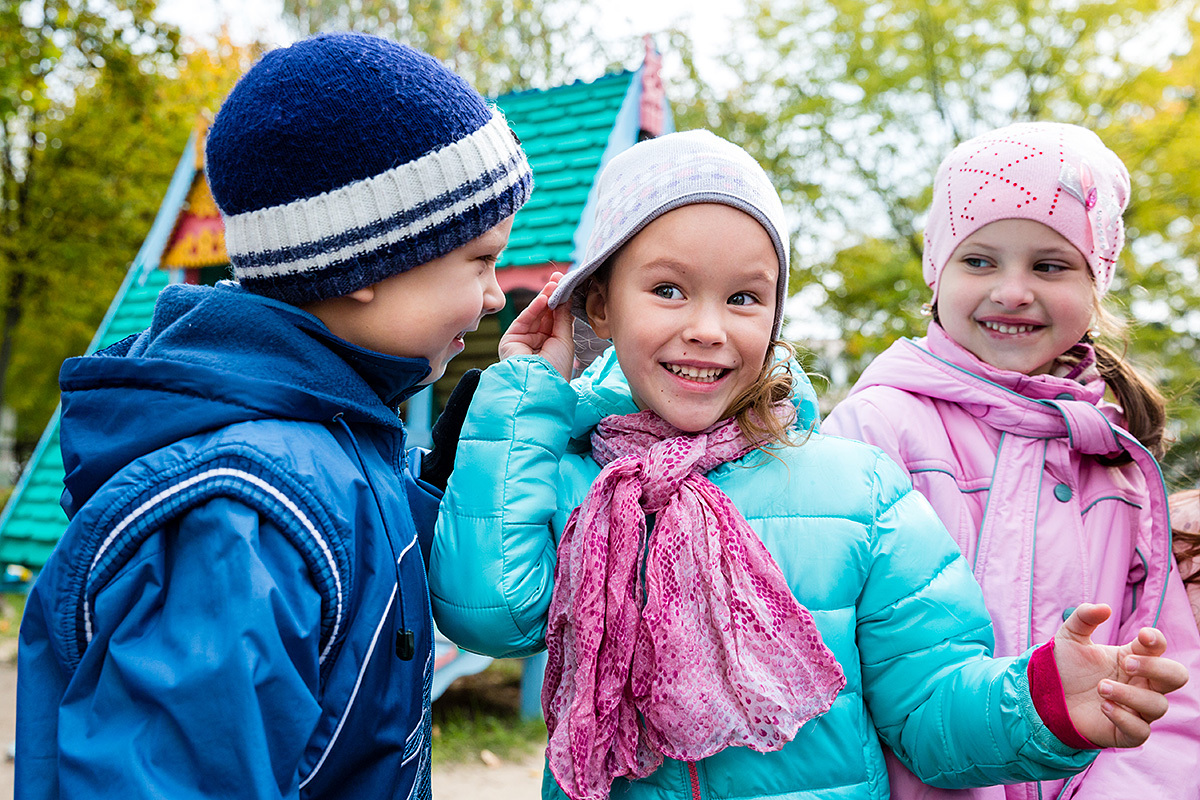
[1054,483,1072,502]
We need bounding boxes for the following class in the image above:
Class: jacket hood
[569,346,822,443]
[58,282,431,515]
[850,323,1110,429]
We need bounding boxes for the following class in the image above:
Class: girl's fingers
[499,272,571,363]
[1059,603,1112,642]
[508,294,548,335]
[1099,695,1153,747]
[553,296,574,340]
[537,271,565,301]
[510,274,564,333]
[1099,679,1170,723]
[1129,627,1167,658]
[1123,651,1190,694]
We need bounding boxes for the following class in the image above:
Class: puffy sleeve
[856,453,1097,786]
[430,356,576,657]
[403,460,443,566]
[822,389,908,469]
[37,497,325,800]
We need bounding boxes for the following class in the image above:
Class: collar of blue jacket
[58,281,431,516]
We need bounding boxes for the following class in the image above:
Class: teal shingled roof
[0,130,196,571]
[0,72,642,572]
[496,70,634,268]
[0,268,171,568]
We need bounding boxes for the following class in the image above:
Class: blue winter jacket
[18,282,441,800]
[431,351,1097,800]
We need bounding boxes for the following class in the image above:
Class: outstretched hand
[499,271,575,380]
[1056,603,1188,748]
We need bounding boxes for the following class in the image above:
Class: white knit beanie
[548,130,790,339]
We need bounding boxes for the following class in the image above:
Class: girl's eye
[963,257,992,269]
[1033,262,1068,274]
[652,285,682,300]
[728,292,759,306]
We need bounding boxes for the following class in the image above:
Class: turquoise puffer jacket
[431,350,1095,799]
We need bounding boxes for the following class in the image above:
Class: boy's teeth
[983,321,1036,335]
[666,364,724,382]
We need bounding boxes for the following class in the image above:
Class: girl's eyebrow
[1030,246,1081,259]
[638,257,690,274]
[639,259,777,285]
[744,266,777,286]
[964,240,1078,260]
[961,240,1003,254]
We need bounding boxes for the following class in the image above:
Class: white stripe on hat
[232,162,528,279]
[223,109,528,267]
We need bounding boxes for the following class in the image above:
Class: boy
[15,33,531,800]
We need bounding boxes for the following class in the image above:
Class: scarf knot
[543,410,845,800]
[593,419,744,512]
[922,324,1127,457]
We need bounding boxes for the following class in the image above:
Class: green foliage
[681,0,1200,484]
[8,0,1199,490]
[0,591,27,641]
[431,659,547,763]
[0,0,180,456]
[1,32,259,455]
[823,237,927,372]
[280,0,605,96]
[1105,25,1200,488]
[6,71,179,446]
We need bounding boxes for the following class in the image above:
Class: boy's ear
[584,281,611,340]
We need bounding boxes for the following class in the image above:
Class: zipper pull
[396,629,415,660]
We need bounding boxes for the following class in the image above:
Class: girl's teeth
[666,364,724,382]
[982,321,1036,335]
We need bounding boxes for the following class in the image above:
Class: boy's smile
[305,217,512,385]
[936,219,1094,376]
[585,203,777,433]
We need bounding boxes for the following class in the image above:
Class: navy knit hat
[205,33,533,305]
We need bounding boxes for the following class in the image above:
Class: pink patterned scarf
[542,410,845,800]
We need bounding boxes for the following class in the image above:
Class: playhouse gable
[0,45,673,571]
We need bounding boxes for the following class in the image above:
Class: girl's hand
[1056,603,1189,748]
[499,271,575,380]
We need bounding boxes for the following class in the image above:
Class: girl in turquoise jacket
[430,131,1187,800]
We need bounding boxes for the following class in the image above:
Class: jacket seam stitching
[63,445,352,679]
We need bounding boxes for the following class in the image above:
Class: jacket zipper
[687,761,702,800]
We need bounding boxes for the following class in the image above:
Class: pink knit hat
[924,122,1130,299]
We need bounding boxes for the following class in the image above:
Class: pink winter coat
[824,324,1200,800]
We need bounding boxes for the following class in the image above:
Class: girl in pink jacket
[825,122,1200,800]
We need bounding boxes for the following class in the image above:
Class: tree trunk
[0,272,26,418]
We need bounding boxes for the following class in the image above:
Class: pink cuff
[1027,640,1099,750]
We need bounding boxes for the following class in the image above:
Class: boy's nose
[482,270,505,315]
